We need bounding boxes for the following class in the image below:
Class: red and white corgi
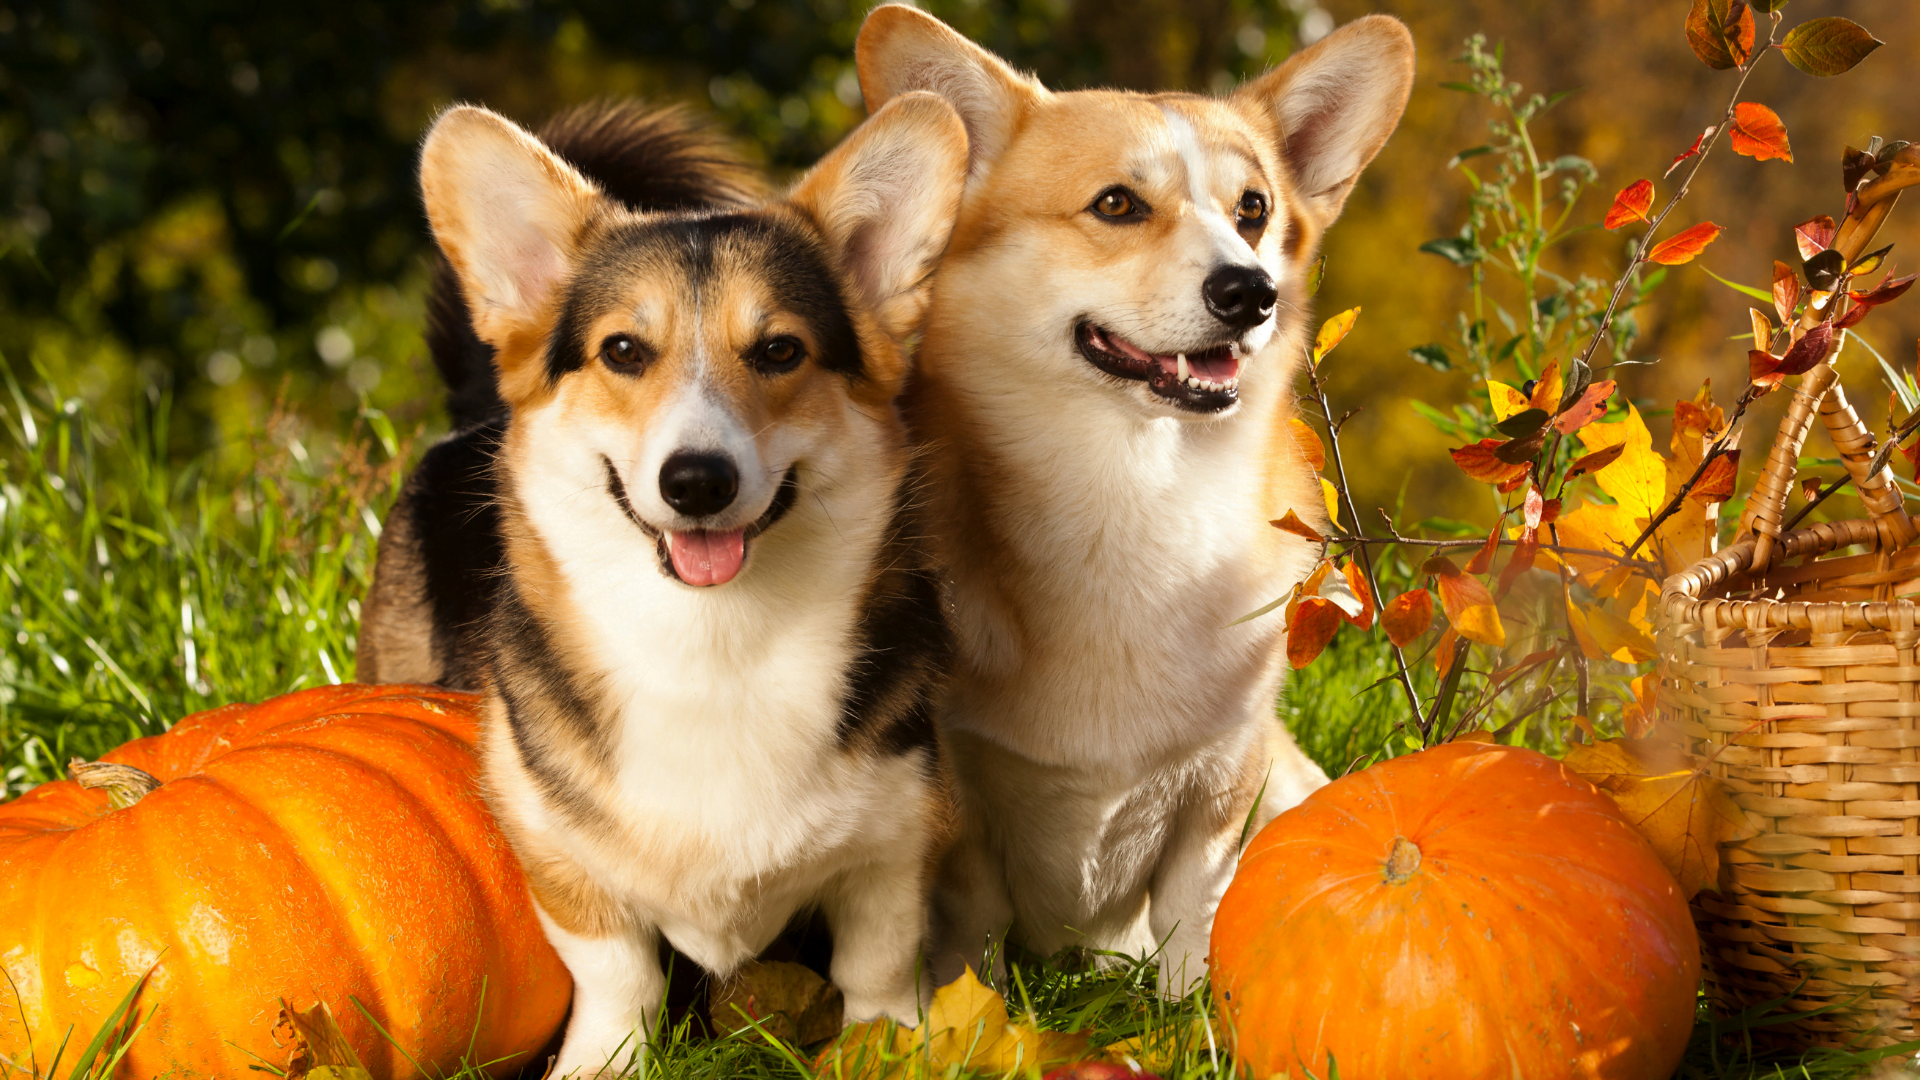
[855,8,1415,994]
[367,96,968,1075]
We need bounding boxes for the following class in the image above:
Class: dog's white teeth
[1177,353,1189,382]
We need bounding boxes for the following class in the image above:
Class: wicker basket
[1660,358,1920,1049]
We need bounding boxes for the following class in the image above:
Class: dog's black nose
[659,452,739,517]
[1202,265,1278,330]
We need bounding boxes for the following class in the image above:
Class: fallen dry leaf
[710,959,844,1047]
[814,968,1093,1080]
[1563,738,1758,898]
[273,1000,371,1080]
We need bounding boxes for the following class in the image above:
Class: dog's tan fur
[856,7,1414,993]
[405,96,969,1075]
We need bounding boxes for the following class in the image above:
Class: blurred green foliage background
[0,0,1323,461]
[4,0,1915,508]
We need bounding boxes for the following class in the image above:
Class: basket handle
[1737,186,1912,572]
[1740,363,1915,572]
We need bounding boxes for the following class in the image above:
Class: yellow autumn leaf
[1564,601,1608,661]
[1312,306,1360,364]
[1527,360,1564,413]
[1486,379,1531,422]
[1321,478,1341,524]
[1578,403,1665,521]
[1541,498,1639,587]
[814,968,1092,1080]
[1563,738,1758,899]
[1584,603,1656,663]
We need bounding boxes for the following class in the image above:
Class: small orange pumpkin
[0,684,569,1078]
[1211,741,1698,1080]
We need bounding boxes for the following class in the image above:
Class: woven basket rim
[1659,515,1920,633]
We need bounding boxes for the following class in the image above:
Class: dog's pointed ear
[856,4,1036,182]
[1236,15,1414,227]
[789,91,969,342]
[419,105,600,385]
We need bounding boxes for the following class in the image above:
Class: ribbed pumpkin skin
[0,684,570,1079]
[1211,742,1697,1080]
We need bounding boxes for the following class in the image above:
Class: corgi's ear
[855,4,1037,182]
[789,91,968,342]
[419,105,600,399]
[1236,15,1414,227]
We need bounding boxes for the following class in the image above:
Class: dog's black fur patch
[430,101,768,430]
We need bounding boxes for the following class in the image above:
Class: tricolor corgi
[854,8,1415,994]
[360,96,969,1075]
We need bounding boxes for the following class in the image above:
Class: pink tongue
[667,529,746,586]
[1188,352,1239,381]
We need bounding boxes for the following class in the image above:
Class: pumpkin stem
[68,758,163,809]
[1383,835,1422,884]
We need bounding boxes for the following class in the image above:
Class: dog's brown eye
[1091,187,1141,219]
[752,335,805,373]
[1237,191,1268,224]
[601,334,645,369]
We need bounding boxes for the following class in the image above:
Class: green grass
[2,374,1916,1079]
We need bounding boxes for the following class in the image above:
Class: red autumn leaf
[1690,450,1741,503]
[1286,597,1342,669]
[1523,486,1546,529]
[1553,379,1617,434]
[1729,102,1792,163]
[1450,439,1529,485]
[1464,526,1501,575]
[1900,439,1920,481]
[1604,180,1655,230]
[1497,531,1540,598]
[1794,216,1837,261]
[1496,472,1530,494]
[1748,350,1786,393]
[1341,561,1375,630]
[1851,272,1917,310]
[1800,477,1825,503]
[1541,497,1562,525]
[1771,260,1801,325]
[1647,222,1724,266]
[1270,509,1327,544]
[1667,126,1716,177]
[1421,556,1506,647]
[1773,321,1837,377]
[1382,589,1434,648]
[1685,0,1755,70]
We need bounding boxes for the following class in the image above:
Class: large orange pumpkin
[0,684,570,1079]
[1211,741,1698,1079]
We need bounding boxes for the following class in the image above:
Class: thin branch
[1303,355,1430,734]
[1547,526,1592,721]
[1572,20,1780,373]
[1781,403,1920,532]
[1620,383,1760,561]
[1335,532,1663,575]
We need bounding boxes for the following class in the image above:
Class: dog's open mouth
[1075,322,1241,412]
[604,460,799,587]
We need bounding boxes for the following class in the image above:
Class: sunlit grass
[0,373,1910,1079]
